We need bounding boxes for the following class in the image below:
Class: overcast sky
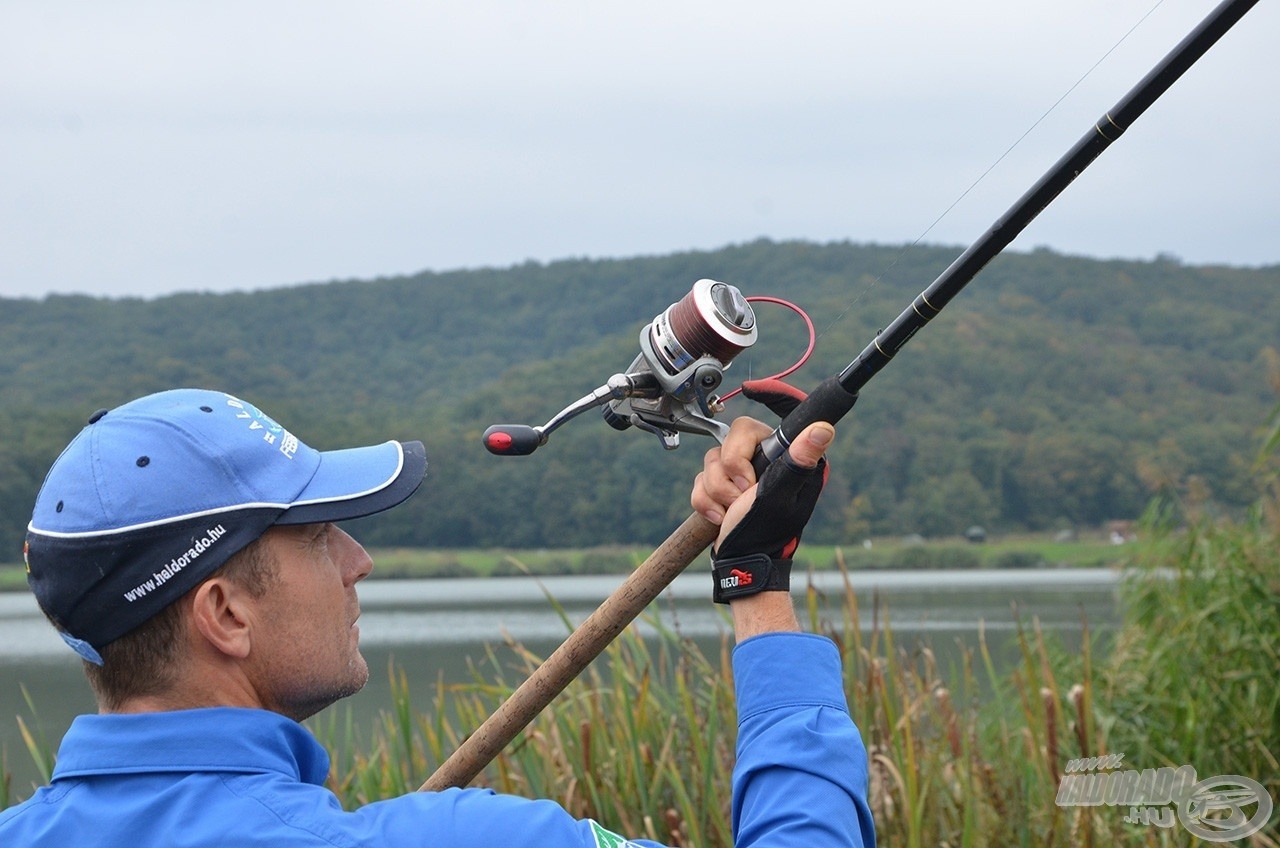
[3,1,1276,300]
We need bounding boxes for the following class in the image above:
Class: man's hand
[692,417,773,527]
[691,417,836,640]
[692,418,833,544]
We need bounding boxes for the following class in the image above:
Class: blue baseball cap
[25,388,428,664]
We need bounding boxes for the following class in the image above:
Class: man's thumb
[788,422,834,469]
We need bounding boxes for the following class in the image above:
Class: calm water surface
[0,568,1119,799]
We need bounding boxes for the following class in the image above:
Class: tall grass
[1104,497,1280,810]
[0,687,54,810]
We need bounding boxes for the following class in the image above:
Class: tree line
[1,239,1276,558]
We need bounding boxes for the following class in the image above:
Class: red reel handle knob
[483,425,543,456]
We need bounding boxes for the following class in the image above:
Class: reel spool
[639,279,757,403]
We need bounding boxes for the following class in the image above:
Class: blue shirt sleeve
[730,632,876,848]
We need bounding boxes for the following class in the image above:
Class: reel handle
[483,424,545,456]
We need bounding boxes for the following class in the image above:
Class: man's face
[248,523,373,721]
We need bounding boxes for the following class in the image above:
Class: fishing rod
[423,0,1261,791]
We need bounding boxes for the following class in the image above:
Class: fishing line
[813,0,1170,347]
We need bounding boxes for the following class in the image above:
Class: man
[1,387,874,847]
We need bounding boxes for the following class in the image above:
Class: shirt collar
[51,707,331,785]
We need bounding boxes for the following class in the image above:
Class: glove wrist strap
[711,553,792,604]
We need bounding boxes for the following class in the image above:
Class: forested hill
[2,239,1277,558]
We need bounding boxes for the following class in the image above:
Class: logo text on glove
[720,568,754,591]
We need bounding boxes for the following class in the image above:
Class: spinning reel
[483,279,792,456]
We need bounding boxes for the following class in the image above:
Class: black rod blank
[838,0,1261,394]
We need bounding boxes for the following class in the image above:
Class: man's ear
[189,578,254,659]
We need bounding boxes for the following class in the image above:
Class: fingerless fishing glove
[712,379,828,604]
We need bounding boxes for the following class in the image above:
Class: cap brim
[275,440,427,525]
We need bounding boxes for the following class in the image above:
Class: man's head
[25,389,427,692]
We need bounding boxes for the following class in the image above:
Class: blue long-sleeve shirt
[0,631,874,847]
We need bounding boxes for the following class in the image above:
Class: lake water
[0,567,1120,799]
